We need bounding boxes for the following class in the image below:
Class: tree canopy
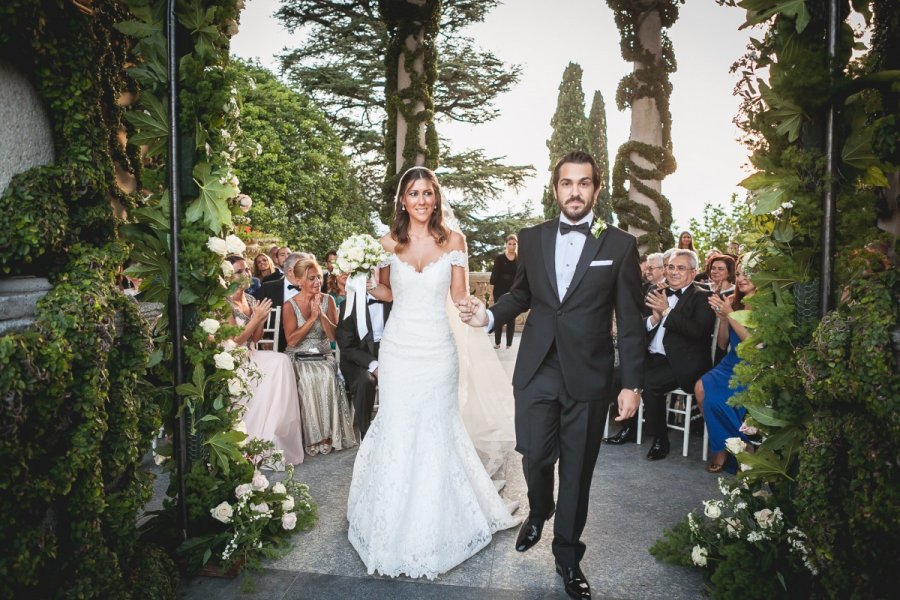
[230,60,372,257]
[275,0,533,225]
[588,90,613,221]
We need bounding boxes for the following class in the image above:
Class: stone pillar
[0,277,52,335]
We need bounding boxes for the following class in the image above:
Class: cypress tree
[542,62,591,219]
[588,90,613,221]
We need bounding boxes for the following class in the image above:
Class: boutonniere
[591,220,607,239]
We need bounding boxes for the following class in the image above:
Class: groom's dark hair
[551,151,601,190]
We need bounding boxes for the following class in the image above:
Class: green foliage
[588,90,613,222]
[118,0,318,577]
[657,1,900,596]
[0,1,173,596]
[606,0,681,251]
[541,62,592,219]
[229,60,373,257]
[685,197,752,261]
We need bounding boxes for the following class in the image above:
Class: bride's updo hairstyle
[390,166,449,250]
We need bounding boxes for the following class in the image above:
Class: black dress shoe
[556,561,591,599]
[646,436,670,461]
[515,509,554,552]
[602,425,636,445]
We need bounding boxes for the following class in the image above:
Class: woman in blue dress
[694,264,756,473]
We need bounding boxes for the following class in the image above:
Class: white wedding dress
[347,250,519,579]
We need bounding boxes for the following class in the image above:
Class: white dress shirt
[283,277,299,303]
[367,294,385,373]
[555,213,592,302]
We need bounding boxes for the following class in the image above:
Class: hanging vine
[379,0,440,214]
[606,0,681,251]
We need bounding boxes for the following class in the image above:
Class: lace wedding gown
[347,250,520,579]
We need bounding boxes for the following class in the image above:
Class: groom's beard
[560,196,594,221]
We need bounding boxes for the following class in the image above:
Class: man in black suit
[637,249,716,461]
[253,252,305,351]
[336,292,391,440]
[461,151,645,600]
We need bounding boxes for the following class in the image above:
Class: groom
[460,151,645,600]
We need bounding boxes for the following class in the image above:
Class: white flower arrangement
[691,545,708,566]
[211,501,234,524]
[200,318,220,335]
[225,234,246,255]
[333,234,390,277]
[213,351,236,371]
[725,437,748,455]
[207,236,228,255]
[590,219,607,239]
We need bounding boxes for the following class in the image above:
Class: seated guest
[705,254,736,298]
[336,289,391,440]
[253,252,306,351]
[694,248,721,284]
[695,261,756,473]
[328,272,348,308]
[604,250,716,459]
[283,257,356,456]
[253,252,281,284]
[225,255,304,465]
[643,252,666,295]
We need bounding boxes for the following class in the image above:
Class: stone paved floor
[178,333,715,600]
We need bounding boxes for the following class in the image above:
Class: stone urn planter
[0,276,52,335]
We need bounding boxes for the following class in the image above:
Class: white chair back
[257,306,281,352]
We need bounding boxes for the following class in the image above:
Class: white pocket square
[590,260,613,266]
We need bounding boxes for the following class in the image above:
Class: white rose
[213,351,235,371]
[221,260,234,278]
[740,462,753,472]
[227,378,245,398]
[347,247,364,262]
[207,236,228,255]
[691,545,708,567]
[250,501,270,513]
[281,512,297,530]
[281,496,295,511]
[251,470,269,491]
[703,501,722,520]
[200,318,220,335]
[725,437,747,455]
[210,501,233,523]
[754,508,775,529]
[234,483,252,499]
[272,482,287,495]
[153,452,167,466]
[724,517,742,537]
[225,234,246,255]
[238,194,253,213]
[220,339,237,353]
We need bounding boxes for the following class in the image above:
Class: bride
[346,166,519,579]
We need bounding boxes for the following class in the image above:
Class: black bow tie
[559,221,591,235]
[287,284,300,291]
[666,287,683,298]
[367,298,384,305]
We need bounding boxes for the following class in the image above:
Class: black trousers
[641,352,679,437]
[344,343,379,440]
[513,347,605,568]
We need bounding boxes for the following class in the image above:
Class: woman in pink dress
[226,255,304,464]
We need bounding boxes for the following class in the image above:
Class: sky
[231,0,756,229]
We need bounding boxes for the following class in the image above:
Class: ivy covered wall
[0,1,175,597]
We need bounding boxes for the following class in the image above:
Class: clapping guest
[253,252,306,351]
[283,257,356,456]
[225,255,304,464]
[322,249,337,294]
[643,252,666,295]
[489,233,518,349]
[706,254,736,297]
[328,272,348,308]
[695,261,756,473]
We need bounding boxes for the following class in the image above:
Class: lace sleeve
[377,254,393,268]
[447,250,467,268]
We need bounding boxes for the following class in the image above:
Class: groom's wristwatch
[631,388,643,397]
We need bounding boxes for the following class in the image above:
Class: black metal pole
[166,0,189,541]
[820,0,840,317]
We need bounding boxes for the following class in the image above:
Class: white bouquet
[333,234,389,277]
[335,234,390,339]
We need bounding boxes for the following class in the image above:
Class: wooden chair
[257,306,281,352]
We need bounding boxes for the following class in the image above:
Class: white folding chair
[256,306,281,352]
[664,388,709,460]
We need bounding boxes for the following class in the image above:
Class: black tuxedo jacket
[648,283,716,391]
[253,278,289,351]
[489,219,645,401]
[336,299,392,373]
